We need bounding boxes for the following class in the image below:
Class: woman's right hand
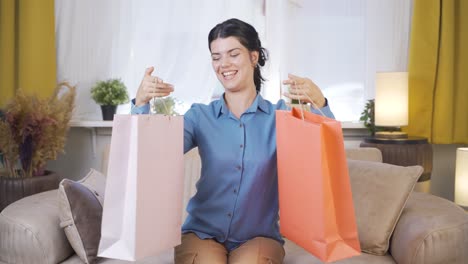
[135,66,174,107]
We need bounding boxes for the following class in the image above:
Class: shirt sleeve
[311,98,335,119]
[130,98,150,114]
[183,104,199,154]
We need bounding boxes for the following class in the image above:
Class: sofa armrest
[390,192,468,264]
[0,190,74,264]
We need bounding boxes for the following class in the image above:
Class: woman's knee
[174,233,228,264]
[229,237,285,264]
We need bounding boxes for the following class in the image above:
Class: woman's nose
[220,57,231,68]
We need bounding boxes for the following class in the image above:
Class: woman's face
[210,36,258,93]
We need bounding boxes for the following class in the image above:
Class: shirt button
[239,123,243,128]
[233,189,237,193]
[236,165,242,170]
[240,144,243,148]
[227,213,232,217]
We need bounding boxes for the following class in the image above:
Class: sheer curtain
[55,0,411,121]
[264,0,412,121]
[55,0,264,119]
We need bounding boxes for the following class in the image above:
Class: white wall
[431,144,467,201]
[47,128,111,183]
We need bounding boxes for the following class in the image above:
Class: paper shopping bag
[276,108,361,263]
[98,114,184,261]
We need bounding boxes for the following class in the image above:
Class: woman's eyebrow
[211,48,241,55]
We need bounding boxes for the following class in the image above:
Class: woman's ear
[250,51,259,67]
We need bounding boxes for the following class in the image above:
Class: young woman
[132,18,334,264]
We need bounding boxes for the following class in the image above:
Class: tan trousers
[174,233,285,264]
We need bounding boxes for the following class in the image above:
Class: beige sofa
[1,148,467,264]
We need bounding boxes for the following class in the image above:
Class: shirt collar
[215,93,270,118]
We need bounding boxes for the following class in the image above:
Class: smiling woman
[208,19,267,95]
[209,39,259,96]
[131,18,335,264]
[208,35,260,118]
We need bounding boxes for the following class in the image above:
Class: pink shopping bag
[98,114,184,261]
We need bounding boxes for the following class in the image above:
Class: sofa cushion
[283,239,396,264]
[58,169,106,264]
[0,190,74,264]
[348,159,422,255]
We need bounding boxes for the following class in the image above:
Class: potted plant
[359,99,384,136]
[0,82,76,211]
[150,96,179,115]
[91,78,129,120]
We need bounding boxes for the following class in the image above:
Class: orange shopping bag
[98,114,184,261]
[276,107,361,263]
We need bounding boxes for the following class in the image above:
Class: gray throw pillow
[348,159,422,255]
[58,169,105,264]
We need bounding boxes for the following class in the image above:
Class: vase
[101,105,117,121]
[0,171,60,212]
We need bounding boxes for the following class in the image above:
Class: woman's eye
[231,53,239,57]
[212,57,220,61]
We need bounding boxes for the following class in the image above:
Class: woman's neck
[224,86,257,119]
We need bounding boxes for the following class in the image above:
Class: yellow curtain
[406,0,468,144]
[0,0,56,107]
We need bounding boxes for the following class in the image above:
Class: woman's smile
[222,70,238,80]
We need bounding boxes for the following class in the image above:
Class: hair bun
[258,47,268,66]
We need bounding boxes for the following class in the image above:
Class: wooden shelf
[70,120,113,128]
[69,120,113,157]
[341,121,365,129]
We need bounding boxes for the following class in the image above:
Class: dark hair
[208,18,268,92]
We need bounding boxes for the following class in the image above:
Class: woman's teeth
[223,71,236,77]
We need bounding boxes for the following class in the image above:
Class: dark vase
[0,170,60,212]
[101,105,117,120]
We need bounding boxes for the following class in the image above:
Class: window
[56,0,411,121]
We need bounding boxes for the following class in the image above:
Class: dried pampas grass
[0,82,76,177]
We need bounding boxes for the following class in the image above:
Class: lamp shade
[455,148,468,207]
[375,72,408,127]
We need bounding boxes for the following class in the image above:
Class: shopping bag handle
[282,78,326,121]
[297,82,326,118]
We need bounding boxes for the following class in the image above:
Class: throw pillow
[78,168,106,204]
[58,169,106,264]
[347,159,422,255]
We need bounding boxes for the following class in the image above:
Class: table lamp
[375,72,408,138]
[455,148,468,209]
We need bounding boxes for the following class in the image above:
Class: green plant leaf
[91,78,129,105]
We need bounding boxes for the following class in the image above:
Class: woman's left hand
[282,73,326,108]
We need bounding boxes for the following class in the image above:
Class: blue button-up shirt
[131,94,334,250]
